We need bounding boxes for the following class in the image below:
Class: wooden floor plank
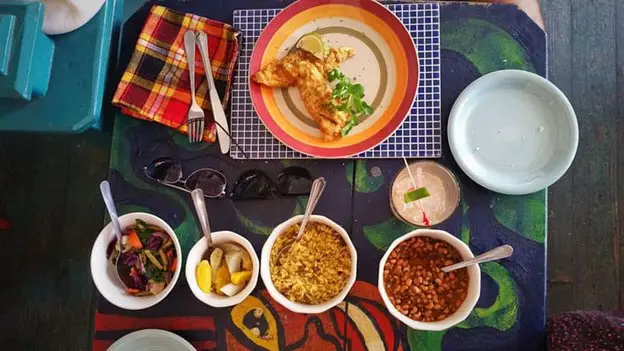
[0,133,110,350]
[542,0,576,315]
[59,131,111,351]
[567,0,618,311]
[616,0,624,310]
[0,134,72,349]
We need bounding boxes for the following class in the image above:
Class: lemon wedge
[231,271,252,285]
[196,260,212,293]
[296,33,328,60]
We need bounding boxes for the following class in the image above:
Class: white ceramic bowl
[90,213,182,310]
[261,215,357,314]
[448,69,578,195]
[186,231,259,307]
[378,229,481,331]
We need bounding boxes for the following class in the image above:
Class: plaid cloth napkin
[112,5,240,142]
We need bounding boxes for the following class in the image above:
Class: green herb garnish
[146,263,166,282]
[327,69,374,136]
[404,187,431,203]
[135,219,152,243]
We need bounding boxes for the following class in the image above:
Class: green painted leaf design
[111,116,199,255]
[117,205,151,216]
[441,19,535,74]
[363,218,416,251]
[457,262,519,331]
[492,192,546,243]
[294,196,307,215]
[234,207,273,236]
[233,196,306,236]
[408,329,446,351]
[460,197,470,244]
[169,128,211,151]
[347,160,385,193]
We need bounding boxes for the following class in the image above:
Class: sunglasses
[143,157,314,199]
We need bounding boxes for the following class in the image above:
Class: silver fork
[183,30,205,143]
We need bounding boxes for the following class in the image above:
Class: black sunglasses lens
[276,167,313,195]
[232,170,275,199]
[144,157,182,183]
[186,169,227,197]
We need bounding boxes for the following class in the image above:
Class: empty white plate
[448,70,578,195]
[43,0,105,35]
[107,329,196,351]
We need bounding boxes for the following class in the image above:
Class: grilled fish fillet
[281,60,350,138]
[253,48,355,88]
[252,47,356,139]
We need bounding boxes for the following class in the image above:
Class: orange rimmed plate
[249,0,419,158]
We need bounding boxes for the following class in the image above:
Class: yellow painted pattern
[337,302,386,351]
[230,296,279,351]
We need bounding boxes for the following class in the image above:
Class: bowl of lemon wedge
[185,231,259,307]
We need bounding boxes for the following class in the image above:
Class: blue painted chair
[0,0,123,132]
[0,1,54,100]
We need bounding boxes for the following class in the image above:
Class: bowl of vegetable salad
[90,212,182,310]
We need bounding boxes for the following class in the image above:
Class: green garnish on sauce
[327,69,374,136]
[404,187,431,203]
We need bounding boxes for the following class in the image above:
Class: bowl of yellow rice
[260,215,357,314]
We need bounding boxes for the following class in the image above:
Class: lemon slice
[196,260,212,293]
[231,271,252,285]
[296,33,328,60]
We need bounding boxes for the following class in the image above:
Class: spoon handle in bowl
[100,181,123,241]
[296,177,327,239]
[442,245,514,273]
[191,188,213,247]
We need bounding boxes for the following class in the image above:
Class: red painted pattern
[94,313,215,331]
[92,338,216,351]
[358,300,397,350]
[331,308,346,338]
[345,281,406,351]
[190,340,218,350]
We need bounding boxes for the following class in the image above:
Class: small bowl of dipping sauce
[390,161,460,227]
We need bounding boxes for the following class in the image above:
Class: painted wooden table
[96,1,547,350]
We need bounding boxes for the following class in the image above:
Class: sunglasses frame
[143,161,228,198]
[143,157,313,200]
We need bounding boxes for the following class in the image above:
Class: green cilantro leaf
[329,70,374,136]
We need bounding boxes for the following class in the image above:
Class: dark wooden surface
[0,0,622,349]
[0,131,111,350]
[542,0,623,314]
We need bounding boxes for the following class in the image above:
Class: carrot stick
[127,230,142,249]
[170,257,178,272]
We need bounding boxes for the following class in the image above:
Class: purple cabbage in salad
[107,219,177,296]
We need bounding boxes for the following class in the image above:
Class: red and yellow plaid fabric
[112,5,240,142]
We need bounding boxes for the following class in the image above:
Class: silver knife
[196,31,231,154]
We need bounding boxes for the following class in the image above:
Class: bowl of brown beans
[378,229,480,331]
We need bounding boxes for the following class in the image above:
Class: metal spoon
[191,188,213,248]
[442,245,514,273]
[99,181,132,289]
[276,177,326,259]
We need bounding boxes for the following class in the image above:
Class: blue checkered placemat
[230,3,441,159]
